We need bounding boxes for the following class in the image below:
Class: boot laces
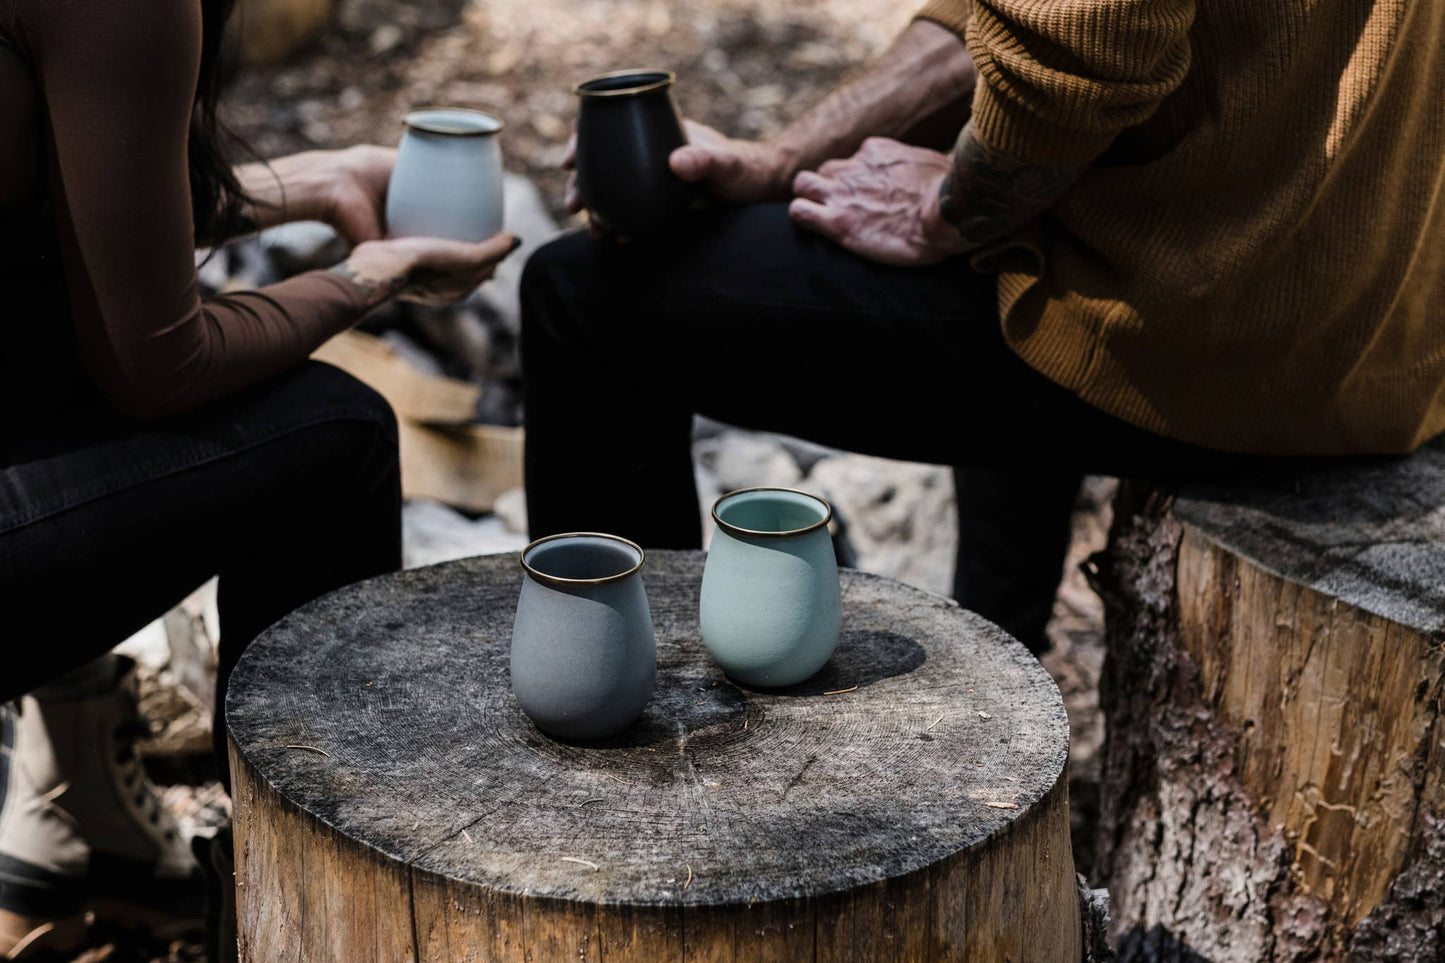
[109,697,173,837]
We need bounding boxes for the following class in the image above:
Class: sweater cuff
[911,0,969,39]
[971,80,1120,167]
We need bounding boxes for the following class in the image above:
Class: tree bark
[1096,444,1445,960]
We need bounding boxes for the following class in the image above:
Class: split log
[227,551,1083,961]
[396,420,523,514]
[1096,438,1445,961]
[313,330,480,426]
[313,331,523,512]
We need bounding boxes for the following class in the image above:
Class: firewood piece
[313,330,481,426]
[397,419,523,514]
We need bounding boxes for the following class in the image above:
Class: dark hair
[190,0,256,243]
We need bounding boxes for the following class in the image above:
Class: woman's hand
[317,145,397,244]
[787,137,971,267]
[239,146,397,243]
[330,233,521,308]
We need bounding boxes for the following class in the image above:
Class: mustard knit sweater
[915,0,1445,455]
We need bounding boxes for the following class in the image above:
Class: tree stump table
[1096,438,1445,961]
[226,551,1082,961]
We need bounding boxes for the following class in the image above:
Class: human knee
[299,360,396,428]
[291,362,400,476]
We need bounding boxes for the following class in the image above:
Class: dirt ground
[222,0,913,222]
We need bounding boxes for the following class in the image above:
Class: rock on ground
[805,451,958,598]
[402,498,530,568]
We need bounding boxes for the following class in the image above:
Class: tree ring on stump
[227,551,1081,961]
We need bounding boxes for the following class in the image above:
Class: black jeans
[0,361,403,757]
[521,203,1273,651]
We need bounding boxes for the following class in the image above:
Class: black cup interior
[579,72,671,94]
[526,536,640,580]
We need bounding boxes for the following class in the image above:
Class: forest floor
[222,0,913,223]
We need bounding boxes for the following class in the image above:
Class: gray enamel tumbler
[511,533,656,740]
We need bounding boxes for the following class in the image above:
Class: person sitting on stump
[522,0,1445,653]
[0,0,517,954]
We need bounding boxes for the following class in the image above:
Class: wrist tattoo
[330,260,407,305]
[937,121,1086,248]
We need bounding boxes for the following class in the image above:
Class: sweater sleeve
[18,0,372,419]
[965,0,1195,165]
[913,0,971,38]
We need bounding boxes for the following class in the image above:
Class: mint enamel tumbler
[700,488,842,687]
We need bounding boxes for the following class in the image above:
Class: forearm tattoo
[937,121,1086,248]
[329,260,407,305]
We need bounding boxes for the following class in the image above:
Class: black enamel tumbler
[573,69,698,235]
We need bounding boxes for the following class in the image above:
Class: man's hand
[562,120,798,229]
[668,121,798,203]
[787,138,971,267]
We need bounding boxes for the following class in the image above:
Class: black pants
[0,362,403,755]
[520,203,1274,651]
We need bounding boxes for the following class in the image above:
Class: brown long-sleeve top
[0,0,370,421]
[916,0,1445,455]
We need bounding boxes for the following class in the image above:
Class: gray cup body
[510,536,656,740]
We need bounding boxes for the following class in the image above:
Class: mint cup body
[386,108,505,242]
[511,533,656,740]
[700,488,842,687]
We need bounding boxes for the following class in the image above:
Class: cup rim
[573,68,677,99]
[403,107,506,137]
[520,532,646,587]
[711,487,834,539]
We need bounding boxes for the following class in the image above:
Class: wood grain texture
[228,551,1080,960]
[1097,448,1445,961]
[313,330,481,426]
[396,420,523,513]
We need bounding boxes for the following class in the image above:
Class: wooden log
[311,331,523,512]
[314,331,481,426]
[227,551,1083,961]
[396,420,523,514]
[1095,439,1445,960]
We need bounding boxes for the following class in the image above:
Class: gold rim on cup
[402,107,506,137]
[710,487,834,539]
[520,532,646,588]
[573,69,677,99]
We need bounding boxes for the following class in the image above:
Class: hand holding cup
[570,70,698,237]
[385,108,506,242]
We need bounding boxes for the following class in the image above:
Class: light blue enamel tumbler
[386,108,505,242]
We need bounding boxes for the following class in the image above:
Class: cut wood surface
[227,551,1082,961]
[1097,437,1445,961]
[397,419,523,514]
